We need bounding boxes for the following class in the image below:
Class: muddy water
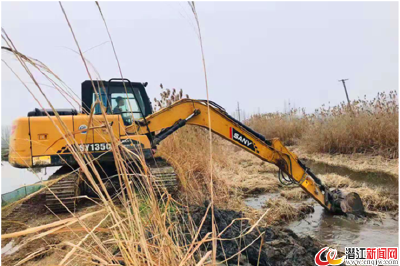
[245,194,398,250]
[1,162,59,194]
[289,204,398,248]
[245,160,399,250]
[244,192,280,209]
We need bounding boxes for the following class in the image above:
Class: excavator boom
[132,99,364,215]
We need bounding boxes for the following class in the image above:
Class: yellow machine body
[9,114,151,169]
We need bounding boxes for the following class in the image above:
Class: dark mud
[2,197,323,266]
[186,202,322,266]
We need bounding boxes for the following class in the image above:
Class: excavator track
[146,158,178,194]
[43,159,177,213]
[45,166,80,213]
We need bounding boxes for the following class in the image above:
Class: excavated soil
[2,200,322,266]
[186,203,322,266]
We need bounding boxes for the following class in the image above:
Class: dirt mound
[186,203,322,266]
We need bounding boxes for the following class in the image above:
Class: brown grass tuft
[280,188,309,200]
[262,198,314,225]
[318,174,358,189]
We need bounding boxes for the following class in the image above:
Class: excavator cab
[81,79,153,125]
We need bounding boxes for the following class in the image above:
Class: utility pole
[236,102,241,122]
[338,79,354,115]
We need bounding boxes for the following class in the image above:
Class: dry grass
[215,159,279,195]
[246,91,398,159]
[303,92,398,158]
[280,188,309,200]
[158,126,239,208]
[236,175,279,195]
[264,198,298,224]
[292,146,399,177]
[246,108,308,146]
[261,198,313,225]
[318,174,359,189]
[214,148,280,194]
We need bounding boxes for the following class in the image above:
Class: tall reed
[246,91,398,158]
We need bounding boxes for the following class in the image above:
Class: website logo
[315,247,345,266]
[315,247,399,266]
[345,247,398,266]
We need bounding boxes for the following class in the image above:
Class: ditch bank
[291,146,399,178]
[1,200,324,266]
[185,203,323,266]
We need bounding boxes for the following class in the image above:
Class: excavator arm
[131,99,363,215]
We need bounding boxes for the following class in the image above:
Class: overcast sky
[1,1,398,126]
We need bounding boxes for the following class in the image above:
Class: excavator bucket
[330,189,365,215]
[340,192,365,214]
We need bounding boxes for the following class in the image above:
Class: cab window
[92,92,108,115]
[110,93,143,125]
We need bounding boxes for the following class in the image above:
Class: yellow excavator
[8,79,364,214]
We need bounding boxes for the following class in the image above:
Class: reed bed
[246,92,399,159]
[246,108,308,146]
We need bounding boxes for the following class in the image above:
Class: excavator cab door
[81,79,153,126]
[109,91,142,125]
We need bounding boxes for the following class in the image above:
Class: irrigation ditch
[245,158,399,251]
